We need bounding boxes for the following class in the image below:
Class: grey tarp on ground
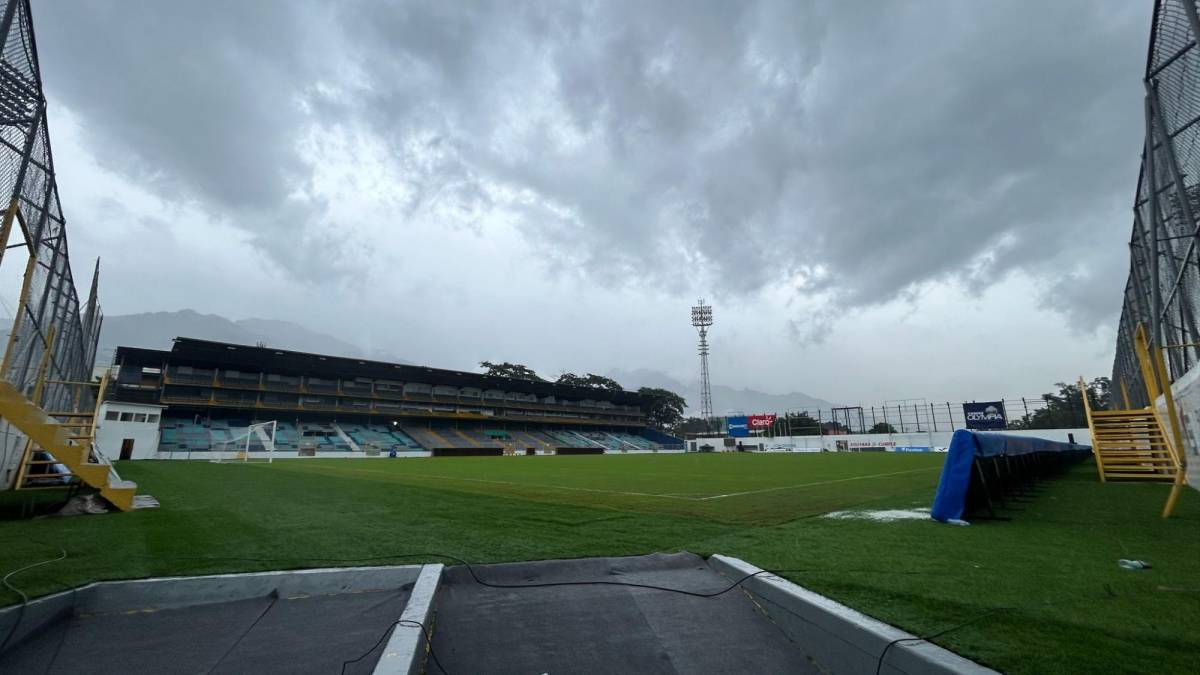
[0,586,411,674]
[428,551,820,674]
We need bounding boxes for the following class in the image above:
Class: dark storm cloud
[33,0,1147,330]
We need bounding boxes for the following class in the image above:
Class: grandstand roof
[114,338,648,405]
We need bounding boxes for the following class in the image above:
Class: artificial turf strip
[0,454,1196,674]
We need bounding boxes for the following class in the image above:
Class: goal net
[211,421,277,463]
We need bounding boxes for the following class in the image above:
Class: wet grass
[1,454,1196,673]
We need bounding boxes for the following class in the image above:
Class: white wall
[686,428,1091,453]
[1158,364,1200,490]
[95,402,165,460]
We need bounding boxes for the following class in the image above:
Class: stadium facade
[99,338,684,460]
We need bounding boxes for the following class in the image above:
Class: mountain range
[607,368,836,416]
[90,310,408,364]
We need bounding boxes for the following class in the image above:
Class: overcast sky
[11,1,1150,406]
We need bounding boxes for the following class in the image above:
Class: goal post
[211,421,277,463]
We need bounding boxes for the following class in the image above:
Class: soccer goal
[211,421,277,463]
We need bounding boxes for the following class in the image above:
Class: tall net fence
[0,0,101,410]
[1115,0,1200,407]
[749,397,1066,437]
[0,0,102,488]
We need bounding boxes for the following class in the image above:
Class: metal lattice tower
[691,300,713,419]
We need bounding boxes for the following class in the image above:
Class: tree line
[478,361,686,430]
[479,361,1110,436]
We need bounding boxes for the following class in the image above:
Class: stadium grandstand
[97,338,684,460]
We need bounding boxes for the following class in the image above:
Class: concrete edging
[709,554,998,675]
[0,564,430,667]
[372,563,443,675]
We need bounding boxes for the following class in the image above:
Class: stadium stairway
[330,422,363,452]
[0,380,139,511]
[1084,407,1179,483]
[1080,324,1188,518]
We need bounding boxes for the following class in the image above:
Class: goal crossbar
[211,421,277,463]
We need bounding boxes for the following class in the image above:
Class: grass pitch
[1,452,1197,674]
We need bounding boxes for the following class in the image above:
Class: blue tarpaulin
[930,430,1091,522]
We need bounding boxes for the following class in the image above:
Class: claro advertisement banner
[748,414,777,430]
[962,401,1007,430]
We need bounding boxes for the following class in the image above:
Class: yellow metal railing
[1134,324,1187,517]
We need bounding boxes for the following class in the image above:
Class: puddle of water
[823,507,932,522]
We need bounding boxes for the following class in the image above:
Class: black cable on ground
[206,590,279,674]
[874,609,1001,675]
[129,551,881,599]
[9,549,1099,674]
[872,593,1112,675]
[0,546,68,656]
[342,619,448,675]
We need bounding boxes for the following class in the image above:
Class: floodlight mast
[691,300,714,423]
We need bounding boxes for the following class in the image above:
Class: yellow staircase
[0,378,139,511]
[1084,405,1179,483]
[1080,322,1189,518]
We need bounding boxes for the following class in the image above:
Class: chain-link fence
[755,397,1064,437]
[0,0,103,486]
[1114,0,1200,408]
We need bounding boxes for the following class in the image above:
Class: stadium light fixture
[690,299,714,424]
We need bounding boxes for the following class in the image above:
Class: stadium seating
[337,423,423,452]
[507,430,557,450]
[544,430,597,448]
[640,428,686,447]
[156,414,670,457]
[579,431,621,450]
[455,429,503,448]
[607,432,657,450]
[403,427,450,450]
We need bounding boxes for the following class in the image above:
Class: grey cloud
[35,0,1147,332]
[34,0,342,278]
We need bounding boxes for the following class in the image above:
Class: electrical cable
[205,590,279,674]
[871,593,1113,675]
[873,609,1001,675]
[341,619,448,675]
[0,546,67,656]
[128,551,942,596]
[6,548,1102,674]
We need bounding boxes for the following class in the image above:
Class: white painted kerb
[373,563,443,675]
[710,554,998,675]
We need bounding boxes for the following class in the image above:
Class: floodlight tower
[691,299,714,421]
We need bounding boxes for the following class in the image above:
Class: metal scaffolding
[0,0,103,486]
[1113,0,1200,408]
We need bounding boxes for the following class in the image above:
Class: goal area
[211,421,278,463]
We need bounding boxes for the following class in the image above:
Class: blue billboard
[726,416,749,437]
[962,401,1007,430]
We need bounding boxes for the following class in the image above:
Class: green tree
[638,387,687,430]
[1006,378,1110,430]
[821,420,849,434]
[671,416,715,436]
[556,372,624,392]
[479,361,543,381]
[784,412,821,436]
[868,422,897,434]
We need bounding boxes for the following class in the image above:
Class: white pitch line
[273,463,940,503]
[696,466,940,500]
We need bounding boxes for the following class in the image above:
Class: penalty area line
[696,466,941,500]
